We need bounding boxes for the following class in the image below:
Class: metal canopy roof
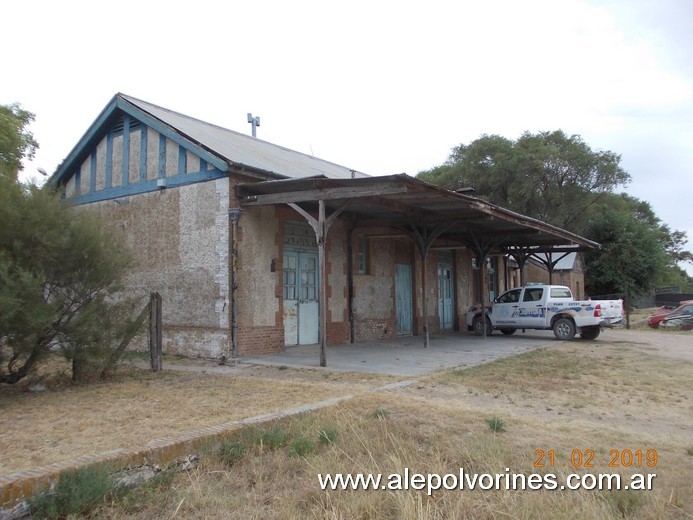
[238,174,599,251]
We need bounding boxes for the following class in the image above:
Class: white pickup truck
[466,284,623,340]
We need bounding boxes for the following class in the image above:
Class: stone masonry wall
[88,178,230,358]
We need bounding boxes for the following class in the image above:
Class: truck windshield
[550,288,572,298]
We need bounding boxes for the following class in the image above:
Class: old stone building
[52,94,597,361]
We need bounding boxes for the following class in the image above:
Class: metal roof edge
[390,174,599,249]
[51,93,121,184]
[115,95,230,173]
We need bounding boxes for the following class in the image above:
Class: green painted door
[438,263,454,330]
[283,251,319,345]
[395,264,413,335]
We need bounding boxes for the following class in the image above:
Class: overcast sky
[3,0,691,275]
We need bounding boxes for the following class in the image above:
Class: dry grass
[93,340,692,519]
[0,361,401,474]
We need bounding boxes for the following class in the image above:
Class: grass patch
[29,465,114,519]
[600,490,646,518]
[372,407,389,419]
[485,416,505,433]
[0,365,399,474]
[219,441,246,466]
[261,425,288,450]
[290,436,316,457]
[94,334,693,519]
[318,425,339,445]
[11,332,693,519]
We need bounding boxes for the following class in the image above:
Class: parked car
[466,284,623,340]
[659,303,693,331]
[648,300,693,329]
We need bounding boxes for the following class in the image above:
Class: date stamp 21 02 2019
[533,449,658,469]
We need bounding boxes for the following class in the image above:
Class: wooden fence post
[149,291,163,371]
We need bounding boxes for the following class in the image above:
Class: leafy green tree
[418,131,692,295]
[0,177,137,383]
[0,103,38,181]
[0,105,138,384]
[583,194,693,297]
[583,194,669,298]
[418,130,630,232]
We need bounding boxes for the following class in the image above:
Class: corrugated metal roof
[120,94,370,180]
[238,175,600,251]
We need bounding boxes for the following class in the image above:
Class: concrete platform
[242,330,564,376]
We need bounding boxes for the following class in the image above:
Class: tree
[0,104,138,384]
[583,194,667,298]
[0,103,38,181]
[418,130,630,232]
[584,194,693,296]
[0,177,137,383]
[417,131,692,295]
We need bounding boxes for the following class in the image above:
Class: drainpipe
[228,207,242,359]
[347,222,355,343]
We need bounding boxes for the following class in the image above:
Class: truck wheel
[473,316,492,336]
[553,318,576,340]
[500,328,516,335]
[580,327,600,340]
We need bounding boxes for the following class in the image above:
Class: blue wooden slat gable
[53,94,230,205]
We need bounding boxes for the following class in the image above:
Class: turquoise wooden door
[395,264,413,335]
[283,251,319,345]
[438,263,454,330]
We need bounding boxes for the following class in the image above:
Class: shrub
[261,426,287,449]
[318,426,339,445]
[290,436,316,457]
[219,441,246,465]
[372,408,389,419]
[30,465,114,518]
[486,416,505,433]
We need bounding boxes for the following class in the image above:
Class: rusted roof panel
[238,174,599,251]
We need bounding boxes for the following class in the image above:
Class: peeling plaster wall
[327,220,348,324]
[88,178,230,358]
[353,237,396,340]
[237,206,280,327]
[455,248,474,328]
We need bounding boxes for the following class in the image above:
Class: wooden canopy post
[288,199,350,367]
[530,251,570,285]
[468,233,509,339]
[406,222,453,348]
[505,246,532,286]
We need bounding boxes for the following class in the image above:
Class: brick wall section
[326,320,350,345]
[354,318,397,342]
[236,325,284,356]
